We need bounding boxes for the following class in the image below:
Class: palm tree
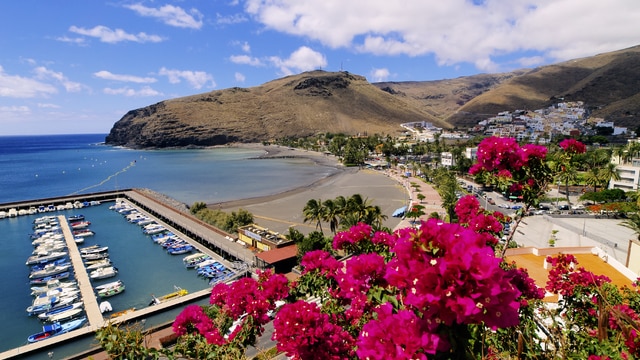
[620,213,640,240]
[599,162,621,189]
[303,198,325,234]
[323,196,346,234]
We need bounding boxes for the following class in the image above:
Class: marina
[0,189,254,359]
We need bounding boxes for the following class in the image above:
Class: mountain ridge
[106,45,640,148]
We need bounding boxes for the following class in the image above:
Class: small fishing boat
[27,317,87,343]
[149,286,188,305]
[96,281,125,298]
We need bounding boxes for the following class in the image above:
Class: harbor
[0,189,255,359]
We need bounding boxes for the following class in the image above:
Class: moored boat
[29,264,72,279]
[85,258,112,270]
[46,307,84,322]
[96,282,125,298]
[27,317,87,343]
[70,221,91,229]
[26,251,68,266]
[73,229,95,237]
[81,252,109,261]
[89,266,118,280]
[37,302,84,320]
[29,271,70,285]
[67,214,85,222]
[80,245,108,255]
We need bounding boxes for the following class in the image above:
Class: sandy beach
[212,144,444,235]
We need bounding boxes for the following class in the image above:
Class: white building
[441,152,455,167]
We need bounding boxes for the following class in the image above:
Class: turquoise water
[0,134,337,358]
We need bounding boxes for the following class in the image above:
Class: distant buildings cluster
[402,101,631,145]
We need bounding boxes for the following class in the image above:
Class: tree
[303,199,325,234]
[322,196,346,234]
[599,162,620,189]
[620,213,640,240]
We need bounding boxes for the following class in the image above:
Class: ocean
[0,134,337,359]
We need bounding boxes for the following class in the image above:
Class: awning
[392,206,408,217]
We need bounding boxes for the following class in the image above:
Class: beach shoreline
[206,143,348,209]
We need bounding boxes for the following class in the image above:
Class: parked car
[487,198,495,205]
[558,204,570,211]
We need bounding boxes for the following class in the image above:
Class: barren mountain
[106,45,640,148]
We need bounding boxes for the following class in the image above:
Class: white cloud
[268,46,327,75]
[103,86,163,97]
[33,66,86,93]
[0,105,30,113]
[124,4,204,29]
[244,0,640,72]
[158,67,216,89]
[216,13,248,25]
[0,65,57,98]
[370,68,390,82]
[55,36,87,45]
[94,70,157,84]
[69,25,163,44]
[235,72,246,82]
[37,103,61,109]
[241,41,251,53]
[230,55,263,66]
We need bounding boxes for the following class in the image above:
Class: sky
[1,1,639,136]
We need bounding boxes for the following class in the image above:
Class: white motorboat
[89,266,118,280]
[85,259,112,270]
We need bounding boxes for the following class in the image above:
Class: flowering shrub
[170,269,289,359]
[110,137,640,360]
[270,219,530,359]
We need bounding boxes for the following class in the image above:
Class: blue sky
[1,0,639,135]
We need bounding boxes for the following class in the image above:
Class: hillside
[375,45,640,128]
[105,71,442,148]
[106,45,640,148]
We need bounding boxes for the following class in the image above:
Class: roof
[505,246,634,302]
[255,245,298,264]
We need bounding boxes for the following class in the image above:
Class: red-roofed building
[255,245,298,273]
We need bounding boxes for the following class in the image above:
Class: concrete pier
[58,215,104,327]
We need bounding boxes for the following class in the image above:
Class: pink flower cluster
[272,300,356,360]
[559,138,587,154]
[455,194,504,245]
[469,136,548,176]
[545,254,611,297]
[332,222,396,254]
[173,269,289,345]
[272,218,530,358]
[386,218,522,331]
